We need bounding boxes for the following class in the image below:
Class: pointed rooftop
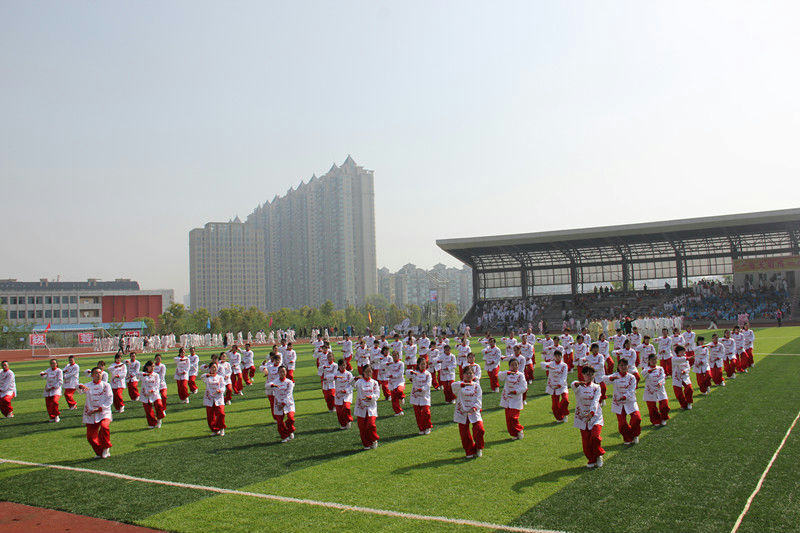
[342,154,356,167]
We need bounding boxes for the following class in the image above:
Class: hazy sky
[2,2,799,301]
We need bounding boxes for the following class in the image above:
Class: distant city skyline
[2,2,799,300]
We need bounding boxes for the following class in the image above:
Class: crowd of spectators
[475,297,551,329]
[664,279,791,322]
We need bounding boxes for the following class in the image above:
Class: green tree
[443,302,461,326]
[134,316,156,334]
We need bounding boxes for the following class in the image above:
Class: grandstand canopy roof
[437,208,800,297]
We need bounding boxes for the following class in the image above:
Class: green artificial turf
[0,327,798,533]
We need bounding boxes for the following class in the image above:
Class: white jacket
[202,374,226,407]
[174,357,190,380]
[498,370,527,410]
[139,372,162,403]
[483,346,502,371]
[642,365,668,402]
[452,380,483,424]
[385,360,406,390]
[671,355,692,386]
[334,370,354,405]
[108,363,127,389]
[692,347,710,373]
[63,363,81,389]
[602,372,639,415]
[354,378,380,418]
[41,367,63,397]
[81,381,113,424]
[271,378,295,415]
[0,369,16,397]
[125,360,140,383]
[406,369,432,406]
[572,381,603,430]
[541,361,568,395]
[438,354,458,381]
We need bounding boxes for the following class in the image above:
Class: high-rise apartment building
[377,263,473,313]
[190,156,377,314]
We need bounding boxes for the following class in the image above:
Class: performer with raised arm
[499,357,527,439]
[452,365,484,458]
[407,358,433,435]
[40,358,63,422]
[572,366,605,468]
[78,366,113,458]
[63,355,81,410]
[139,360,165,429]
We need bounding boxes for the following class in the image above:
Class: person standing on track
[139,360,165,429]
[0,360,16,418]
[201,362,226,436]
[499,357,527,439]
[40,358,63,423]
[78,367,113,458]
[354,365,381,450]
[125,353,140,401]
[108,353,128,413]
[452,365,484,458]
[572,366,605,468]
[63,355,80,410]
[269,365,295,443]
[407,357,433,435]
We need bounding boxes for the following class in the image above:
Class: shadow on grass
[511,466,587,492]
[392,456,465,475]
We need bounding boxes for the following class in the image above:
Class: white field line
[730,407,800,533]
[0,458,564,533]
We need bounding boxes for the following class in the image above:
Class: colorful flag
[269,317,273,327]
[44,322,51,332]
[206,318,211,330]
[368,312,372,324]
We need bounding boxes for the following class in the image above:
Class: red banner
[78,332,95,344]
[733,255,800,273]
[124,330,141,337]
[29,333,47,346]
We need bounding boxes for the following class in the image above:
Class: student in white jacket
[499,358,527,439]
[692,336,712,395]
[63,355,81,410]
[642,354,670,427]
[452,365,484,458]
[602,359,642,445]
[354,365,381,450]
[125,353,141,401]
[40,359,63,422]
[201,362,226,436]
[406,358,433,435]
[261,352,282,412]
[334,359,354,430]
[671,345,694,410]
[318,351,338,413]
[174,349,191,404]
[108,353,128,412]
[187,347,200,394]
[0,361,17,418]
[386,351,406,416]
[571,366,605,468]
[268,366,295,442]
[482,338,502,393]
[438,345,458,403]
[153,354,168,409]
[78,367,113,458]
[541,350,570,423]
[139,360,165,429]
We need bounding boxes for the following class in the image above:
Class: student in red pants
[499,358,527,439]
[452,366,484,458]
[541,350,569,423]
[354,365,381,450]
[268,366,295,443]
[108,354,128,413]
[642,354,670,426]
[571,366,605,468]
[78,367,113,458]
[0,361,17,418]
[386,351,406,416]
[173,350,191,404]
[707,334,726,387]
[40,359,63,423]
[602,359,641,445]
[671,345,694,410]
[438,345,458,404]
[407,358,433,435]
[140,361,165,429]
[692,337,712,395]
[63,355,81,410]
[201,362,226,436]
[334,359,354,430]
[483,338,502,393]
[318,352,338,412]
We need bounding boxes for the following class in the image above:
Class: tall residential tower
[189,156,377,314]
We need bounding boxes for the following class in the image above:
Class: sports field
[1,327,799,533]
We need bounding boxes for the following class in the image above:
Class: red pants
[442,381,455,402]
[551,393,569,421]
[660,358,672,376]
[564,353,574,371]
[391,386,405,414]
[724,359,737,377]
[45,395,61,419]
[0,393,14,417]
[336,402,352,427]
[357,415,379,447]
[616,410,642,443]
[64,388,77,408]
[268,394,275,411]
[487,367,499,391]
[525,363,535,382]
[86,418,112,455]
[143,400,165,427]
[274,411,295,439]
[646,399,670,425]
[188,375,198,393]
[357,365,365,376]
[580,424,605,463]
[458,367,464,381]
[127,381,140,400]
[431,370,440,390]
[673,383,694,409]
[746,348,754,368]
[177,380,189,401]
[458,420,485,456]
[380,381,391,400]
[414,405,432,431]
[322,389,336,411]
[160,388,168,407]
[224,384,232,403]
[244,367,255,384]
[695,371,712,393]
[287,369,294,382]
[711,366,725,385]
[577,366,584,383]
[112,388,125,411]
[206,405,226,432]
[605,358,615,376]
[505,408,523,437]
[231,373,243,393]
[345,356,353,371]
[599,381,607,402]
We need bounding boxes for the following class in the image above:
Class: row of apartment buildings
[378,263,472,314]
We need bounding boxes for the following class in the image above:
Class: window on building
[45,310,51,318]
[36,310,43,319]
[53,296,60,304]
[0,297,6,305]
[28,297,35,304]
[53,310,60,318]
[10,310,17,319]
[28,310,35,319]
[70,296,77,304]
[45,296,52,304]
[70,309,77,318]
[35,296,43,304]
[10,296,17,305]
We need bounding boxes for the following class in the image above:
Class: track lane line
[0,458,565,533]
